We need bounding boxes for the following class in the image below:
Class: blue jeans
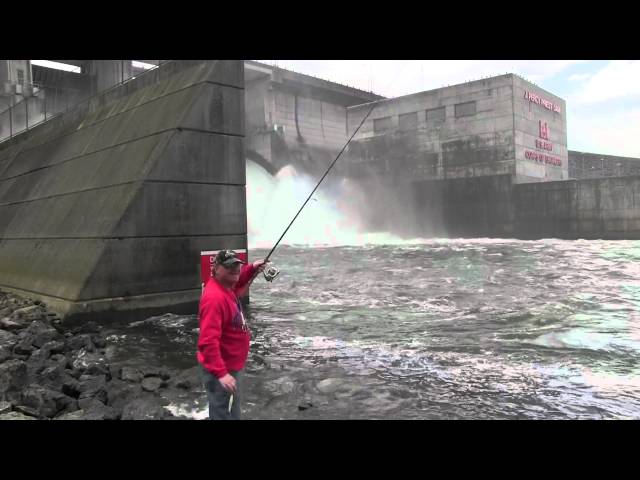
[201,366,242,420]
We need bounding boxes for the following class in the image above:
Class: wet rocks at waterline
[0,290,194,420]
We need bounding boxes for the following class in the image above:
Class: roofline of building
[245,60,386,102]
[347,73,566,110]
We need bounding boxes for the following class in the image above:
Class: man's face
[214,263,241,289]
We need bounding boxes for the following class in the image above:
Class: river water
[103,239,640,420]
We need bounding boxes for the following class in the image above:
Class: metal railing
[0,60,168,144]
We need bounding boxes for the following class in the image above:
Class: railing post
[25,99,28,130]
[9,105,12,138]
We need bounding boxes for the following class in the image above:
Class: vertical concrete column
[90,60,133,92]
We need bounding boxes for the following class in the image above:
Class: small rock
[316,378,344,394]
[298,402,314,411]
[68,334,95,352]
[0,330,18,350]
[13,338,35,356]
[25,347,50,377]
[42,341,65,355]
[35,363,66,391]
[265,376,296,395]
[91,335,107,349]
[0,318,24,331]
[0,360,28,396]
[13,404,41,418]
[172,365,201,390]
[142,367,171,381]
[71,349,106,373]
[0,411,36,420]
[121,367,143,383]
[21,385,74,418]
[55,410,86,420]
[32,329,63,349]
[50,353,65,363]
[0,400,12,414]
[0,347,11,363]
[77,375,108,404]
[105,378,140,412]
[141,377,164,392]
[121,395,168,420]
[12,305,41,317]
[82,400,119,420]
[62,377,82,398]
[78,396,102,410]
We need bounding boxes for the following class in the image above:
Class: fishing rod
[244,100,379,288]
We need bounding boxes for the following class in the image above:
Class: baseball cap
[214,249,246,268]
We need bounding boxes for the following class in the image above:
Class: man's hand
[252,259,269,274]
[218,373,237,393]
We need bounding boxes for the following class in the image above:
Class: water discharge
[246,160,422,249]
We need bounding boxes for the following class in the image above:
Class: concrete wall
[568,150,640,179]
[411,174,640,240]
[345,75,517,182]
[0,60,246,322]
[412,175,516,237]
[514,176,640,239]
[512,76,567,183]
[345,75,569,187]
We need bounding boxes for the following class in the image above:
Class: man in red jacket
[198,249,267,420]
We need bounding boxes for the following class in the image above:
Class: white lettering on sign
[525,91,561,113]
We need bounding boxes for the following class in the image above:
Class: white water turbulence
[246,160,425,249]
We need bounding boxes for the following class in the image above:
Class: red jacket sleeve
[198,293,228,379]
[234,263,257,296]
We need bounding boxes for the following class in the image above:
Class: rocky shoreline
[0,289,201,420]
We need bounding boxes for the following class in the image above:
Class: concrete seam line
[0,284,203,303]
[0,233,248,240]
[0,127,243,184]
[0,180,246,207]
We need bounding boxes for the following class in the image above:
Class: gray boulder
[0,360,28,398]
[141,377,164,393]
[0,411,36,420]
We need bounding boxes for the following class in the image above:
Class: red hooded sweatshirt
[197,263,257,378]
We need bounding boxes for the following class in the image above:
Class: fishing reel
[263,264,280,282]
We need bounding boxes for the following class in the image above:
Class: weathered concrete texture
[0,60,246,321]
[412,175,515,238]
[514,177,640,239]
[412,175,640,240]
[346,74,567,186]
[346,75,517,183]
[568,150,640,179]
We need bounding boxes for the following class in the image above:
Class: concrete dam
[1,60,639,322]
[0,60,246,321]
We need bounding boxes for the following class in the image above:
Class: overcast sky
[259,60,640,159]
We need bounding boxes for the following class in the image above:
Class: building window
[373,116,392,133]
[398,112,418,131]
[455,101,476,117]
[426,106,446,122]
[17,69,25,85]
